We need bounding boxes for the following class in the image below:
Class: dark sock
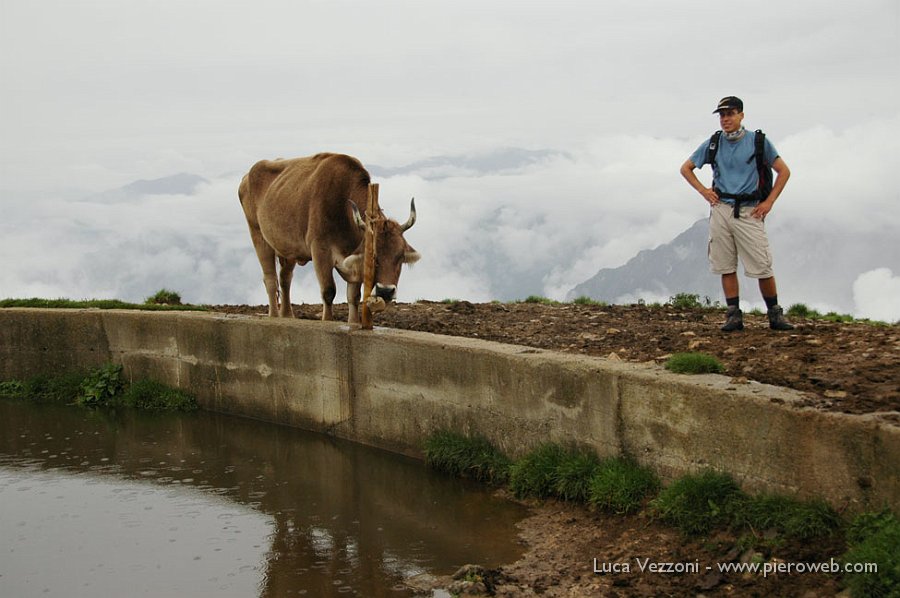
[764,296,778,309]
[726,297,740,308]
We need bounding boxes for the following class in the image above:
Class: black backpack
[707,129,773,217]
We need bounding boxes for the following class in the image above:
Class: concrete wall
[1,308,897,512]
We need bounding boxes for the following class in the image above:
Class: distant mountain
[567,217,899,314]
[369,147,569,180]
[567,218,720,303]
[85,173,209,202]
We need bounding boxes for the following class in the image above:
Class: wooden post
[360,183,379,330]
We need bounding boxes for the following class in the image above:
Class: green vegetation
[552,449,602,502]
[664,352,725,375]
[650,470,744,535]
[0,297,206,312]
[667,293,702,309]
[120,379,197,412]
[422,434,840,538]
[788,303,890,325]
[497,293,889,325]
[144,288,182,305]
[787,303,815,319]
[572,296,607,307]
[1,363,197,412]
[509,443,568,498]
[424,430,511,485]
[588,457,660,514]
[424,433,892,592]
[732,493,840,540]
[77,362,126,407]
[0,371,86,404]
[521,295,563,306]
[843,510,900,597]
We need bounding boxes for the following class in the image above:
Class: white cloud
[853,269,900,323]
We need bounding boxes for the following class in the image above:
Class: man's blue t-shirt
[689,130,779,203]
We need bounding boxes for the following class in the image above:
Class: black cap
[713,96,743,113]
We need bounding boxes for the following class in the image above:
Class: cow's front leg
[277,257,296,318]
[347,282,361,324]
[312,255,336,321]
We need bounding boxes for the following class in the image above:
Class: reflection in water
[1,470,272,597]
[0,400,527,597]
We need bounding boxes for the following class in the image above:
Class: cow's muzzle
[374,283,397,303]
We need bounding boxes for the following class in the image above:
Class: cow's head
[342,198,420,304]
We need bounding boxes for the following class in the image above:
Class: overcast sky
[1,0,898,320]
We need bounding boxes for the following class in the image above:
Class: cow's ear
[339,254,364,280]
[403,250,421,265]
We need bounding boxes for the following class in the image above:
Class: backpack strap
[747,129,765,169]
[707,130,722,172]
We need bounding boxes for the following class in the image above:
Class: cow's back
[240,153,371,261]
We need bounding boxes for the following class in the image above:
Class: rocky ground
[212,301,898,597]
[418,494,849,597]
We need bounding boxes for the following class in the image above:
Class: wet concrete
[0,399,527,597]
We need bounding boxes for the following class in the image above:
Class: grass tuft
[144,288,183,305]
[553,449,603,502]
[787,303,815,318]
[664,352,725,375]
[508,443,567,499]
[733,494,841,540]
[589,458,660,514]
[424,430,511,485]
[572,296,607,307]
[650,470,745,535]
[121,379,198,411]
[842,510,900,598]
[521,295,562,306]
[667,293,703,309]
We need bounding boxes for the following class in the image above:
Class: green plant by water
[1,363,197,412]
[423,432,897,596]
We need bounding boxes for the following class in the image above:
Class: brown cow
[239,153,419,322]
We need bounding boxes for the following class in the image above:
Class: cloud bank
[2,118,897,323]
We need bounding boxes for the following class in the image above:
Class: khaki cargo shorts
[708,202,774,278]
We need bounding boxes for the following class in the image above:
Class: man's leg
[720,272,743,331]
[758,276,794,330]
[758,276,777,300]
[723,272,740,300]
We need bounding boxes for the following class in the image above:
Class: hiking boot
[720,306,744,331]
[768,305,794,330]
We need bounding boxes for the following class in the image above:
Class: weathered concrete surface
[1,308,897,512]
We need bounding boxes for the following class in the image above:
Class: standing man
[680,96,794,331]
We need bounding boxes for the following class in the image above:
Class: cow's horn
[400,197,416,232]
[349,200,366,231]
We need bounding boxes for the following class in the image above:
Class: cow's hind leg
[249,228,279,317]
[277,257,296,318]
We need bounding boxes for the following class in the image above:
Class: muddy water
[0,400,527,597]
